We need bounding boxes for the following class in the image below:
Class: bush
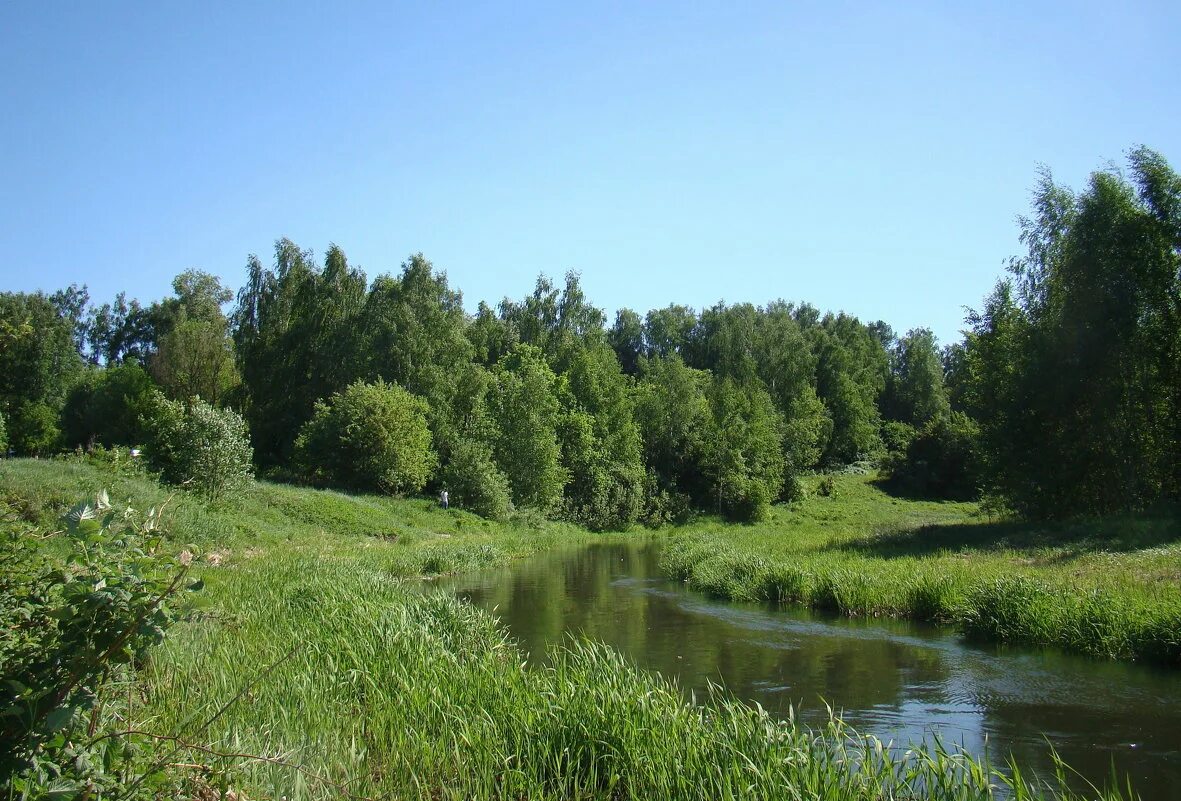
[295,380,436,495]
[141,391,254,502]
[438,439,512,520]
[8,401,60,456]
[0,492,192,797]
[60,363,156,449]
[888,411,981,500]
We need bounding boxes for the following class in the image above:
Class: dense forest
[2,147,1178,524]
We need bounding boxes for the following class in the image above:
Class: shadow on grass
[870,475,973,503]
[837,509,1181,559]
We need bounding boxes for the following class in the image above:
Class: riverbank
[663,473,1181,664]
[0,458,1144,799]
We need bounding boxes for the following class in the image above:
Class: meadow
[663,473,1181,663]
[0,457,1158,799]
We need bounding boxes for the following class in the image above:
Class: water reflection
[435,541,1181,799]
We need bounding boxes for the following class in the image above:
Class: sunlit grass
[0,458,1156,798]
[663,473,1181,663]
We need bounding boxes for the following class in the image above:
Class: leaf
[43,706,76,733]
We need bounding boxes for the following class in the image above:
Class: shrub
[142,391,254,502]
[0,492,192,797]
[295,380,436,495]
[880,420,917,460]
[888,411,981,499]
[8,401,60,456]
[438,439,512,520]
[60,362,156,449]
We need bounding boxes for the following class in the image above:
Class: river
[435,540,1181,799]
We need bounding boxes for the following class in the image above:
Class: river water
[435,541,1181,799]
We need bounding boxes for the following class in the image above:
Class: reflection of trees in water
[447,543,1181,801]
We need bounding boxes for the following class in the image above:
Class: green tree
[556,344,645,530]
[148,270,240,405]
[294,380,436,495]
[60,363,156,449]
[141,392,254,502]
[888,411,981,500]
[233,240,368,464]
[0,292,84,454]
[607,308,645,375]
[634,356,716,514]
[644,304,697,357]
[438,439,513,520]
[150,318,240,405]
[809,314,887,464]
[489,345,567,513]
[968,148,1181,516]
[361,253,473,399]
[882,328,950,427]
[499,272,606,361]
[708,378,786,521]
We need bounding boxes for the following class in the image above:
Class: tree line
[1,147,1177,524]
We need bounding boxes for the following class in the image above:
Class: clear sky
[2,1,1178,345]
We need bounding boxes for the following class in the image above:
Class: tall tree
[882,328,950,427]
[0,292,84,454]
[967,147,1181,516]
[232,240,367,464]
[489,345,567,513]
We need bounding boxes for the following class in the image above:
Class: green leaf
[43,706,76,732]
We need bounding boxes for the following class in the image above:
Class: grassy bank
[662,473,1181,664]
[0,458,1142,799]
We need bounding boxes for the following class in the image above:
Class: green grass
[0,457,1152,799]
[662,473,1181,663]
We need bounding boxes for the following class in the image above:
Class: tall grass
[660,474,1181,664]
[0,459,1156,798]
[142,553,1131,800]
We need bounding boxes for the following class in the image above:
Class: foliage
[965,148,1181,518]
[7,402,61,457]
[708,378,785,521]
[0,292,84,454]
[0,491,190,798]
[634,356,717,511]
[880,419,917,458]
[489,345,568,513]
[295,380,436,495]
[438,439,513,520]
[233,240,369,465]
[556,344,645,530]
[881,327,950,427]
[60,362,157,449]
[498,272,606,360]
[887,411,981,500]
[807,313,887,464]
[142,392,254,502]
[360,253,474,400]
[150,317,240,405]
[0,410,7,455]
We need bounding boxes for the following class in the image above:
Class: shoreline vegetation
[2,456,1168,799]
[661,474,1181,666]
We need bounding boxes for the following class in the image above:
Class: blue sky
[2,1,1178,344]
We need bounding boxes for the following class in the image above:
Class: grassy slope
[664,473,1181,662]
[0,458,1150,800]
